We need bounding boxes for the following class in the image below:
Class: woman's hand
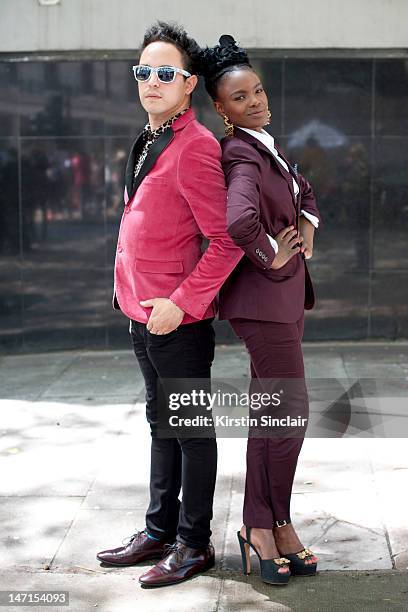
[270,225,302,269]
[299,216,315,260]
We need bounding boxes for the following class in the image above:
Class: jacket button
[118,246,123,253]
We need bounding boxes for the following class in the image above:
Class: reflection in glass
[21,139,106,266]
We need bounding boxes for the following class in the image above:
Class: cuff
[267,233,279,253]
[300,209,319,228]
[169,290,208,321]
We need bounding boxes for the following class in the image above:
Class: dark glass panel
[285,59,372,136]
[0,63,19,137]
[19,61,105,137]
[372,137,408,270]
[370,272,408,338]
[21,265,108,352]
[0,263,23,353]
[0,138,23,351]
[375,59,408,136]
[0,138,20,257]
[304,270,369,340]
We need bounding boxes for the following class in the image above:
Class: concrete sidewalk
[1,342,408,611]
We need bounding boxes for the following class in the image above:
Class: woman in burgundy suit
[199,36,321,585]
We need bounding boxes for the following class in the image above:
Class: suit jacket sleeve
[222,140,277,270]
[169,135,243,319]
[298,172,323,227]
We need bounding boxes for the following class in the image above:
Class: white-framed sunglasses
[132,64,192,83]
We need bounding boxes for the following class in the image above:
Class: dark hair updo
[198,34,252,100]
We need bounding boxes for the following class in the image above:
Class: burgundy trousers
[230,314,308,528]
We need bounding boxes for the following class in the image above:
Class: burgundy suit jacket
[113,108,243,324]
[218,127,321,323]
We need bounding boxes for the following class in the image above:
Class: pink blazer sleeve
[169,135,243,319]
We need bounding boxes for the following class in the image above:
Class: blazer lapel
[125,128,174,202]
[234,128,298,209]
[125,132,144,201]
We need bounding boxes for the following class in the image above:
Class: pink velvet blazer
[113,108,243,324]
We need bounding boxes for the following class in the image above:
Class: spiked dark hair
[198,35,252,100]
[140,21,201,74]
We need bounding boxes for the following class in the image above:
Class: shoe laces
[121,530,144,546]
[162,542,184,561]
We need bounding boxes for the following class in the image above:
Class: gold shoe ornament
[273,557,291,565]
[296,548,315,560]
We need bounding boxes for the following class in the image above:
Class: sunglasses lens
[158,67,176,82]
[135,66,151,81]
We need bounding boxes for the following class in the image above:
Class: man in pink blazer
[96,22,242,587]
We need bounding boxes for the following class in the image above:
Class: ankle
[273,526,292,539]
[242,526,273,542]
[273,525,304,552]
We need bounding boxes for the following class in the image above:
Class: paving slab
[288,490,391,571]
[52,506,150,572]
[304,354,348,379]
[0,352,77,399]
[213,345,249,379]
[40,352,144,399]
[0,497,84,569]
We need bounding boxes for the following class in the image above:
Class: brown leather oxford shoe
[96,529,175,566]
[138,542,215,587]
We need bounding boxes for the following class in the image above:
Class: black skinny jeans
[130,318,217,549]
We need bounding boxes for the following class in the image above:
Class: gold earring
[222,114,234,137]
[266,110,272,125]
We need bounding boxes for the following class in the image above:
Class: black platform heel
[283,548,318,576]
[237,527,291,586]
[274,519,318,576]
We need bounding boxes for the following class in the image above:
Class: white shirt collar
[237,127,276,151]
